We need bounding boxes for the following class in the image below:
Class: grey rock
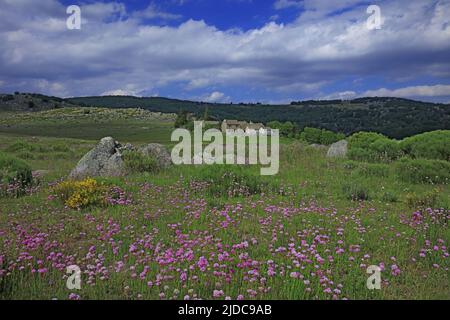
[139,143,172,169]
[118,143,136,152]
[69,137,127,179]
[326,140,348,158]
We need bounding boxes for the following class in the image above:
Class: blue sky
[58,0,302,30]
[1,0,450,103]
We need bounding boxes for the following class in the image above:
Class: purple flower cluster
[0,178,448,300]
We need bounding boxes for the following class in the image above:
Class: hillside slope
[2,93,449,139]
[69,96,450,139]
[0,93,76,111]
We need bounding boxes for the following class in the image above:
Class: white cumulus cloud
[0,0,448,102]
[200,91,231,103]
[364,84,450,98]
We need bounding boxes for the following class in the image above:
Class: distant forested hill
[0,93,75,111]
[2,93,448,139]
[68,96,450,139]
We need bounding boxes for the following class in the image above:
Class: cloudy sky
[0,0,449,103]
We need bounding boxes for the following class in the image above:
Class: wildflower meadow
[0,129,448,300]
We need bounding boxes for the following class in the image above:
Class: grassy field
[0,108,175,144]
[0,110,448,300]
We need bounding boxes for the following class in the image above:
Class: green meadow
[0,108,448,300]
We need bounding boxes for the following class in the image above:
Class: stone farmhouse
[221,120,270,135]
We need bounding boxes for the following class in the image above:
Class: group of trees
[1,95,14,102]
[174,106,211,129]
[267,121,345,145]
[174,110,189,128]
[299,127,345,145]
[266,121,297,137]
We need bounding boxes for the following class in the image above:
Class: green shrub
[123,150,158,173]
[405,189,441,209]
[381,191,398,203]
[349,132,387,149]
[52,143,71,152]
[267,121,297,137]
[341,181,371,201]
[400,130,450,161]
[191,165,270,197]
[16,151,35,160]
[348,132,401,162]
[347,147,377,162]
[5,140,50,154]
[395,158,450,184]
[5,140,36,153]
[299,127,321,143]
[0,152,33,196]
[300,127,345,145]
[354,163,391,178]
[369,138,402,162]
[320,129,345,145]
[343,161,390,178]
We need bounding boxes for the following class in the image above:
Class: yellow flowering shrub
[54,178,108,209]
